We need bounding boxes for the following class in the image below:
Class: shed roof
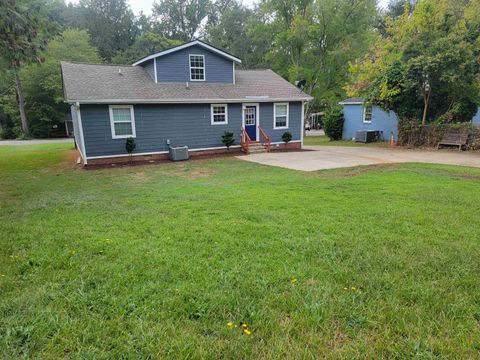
[339,97,365,105]
[61,62,313,104]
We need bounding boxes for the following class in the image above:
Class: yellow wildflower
[291,278,298,284]
[243,329,252,336]
[351,287,356,291]
[227,322,235,329]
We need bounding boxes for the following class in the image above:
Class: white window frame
[273,103,289,130]
[363,104,373,123]
[189,54,205,82]
[211,104,228,125]
[109,105,136,139]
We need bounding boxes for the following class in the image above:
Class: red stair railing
[259,127,271,152]
[241,127,251,154]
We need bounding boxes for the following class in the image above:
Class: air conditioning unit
[169,145,189,161]
[355,130,381,143]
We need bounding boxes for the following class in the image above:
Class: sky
[70,0,391,16]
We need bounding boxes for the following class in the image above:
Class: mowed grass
[1,144,480,359]
[304,135,389,147]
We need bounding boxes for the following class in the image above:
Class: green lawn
[304,135,390,147]
[1,144,480,358]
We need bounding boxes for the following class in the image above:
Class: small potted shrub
[282,131,292,148]
[222,131,235,150]
[125,137,136,162]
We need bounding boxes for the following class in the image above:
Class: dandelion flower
[227,322,235,329]
[291,278,298,284]
[241,323,248,328]
[243,329,252,335]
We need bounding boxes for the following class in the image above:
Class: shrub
[282,131,292,145]
[125,137,136,155]
[0,126,16,139]
[323,106,344,141]
[221,131,235,149]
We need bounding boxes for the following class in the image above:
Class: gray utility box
[355,130,382,143]
[169,145,189,161]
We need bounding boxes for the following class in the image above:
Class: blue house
[473,109,480,126]
[339,98,399,141]
[340,98,480,141]
[61,40,312,166]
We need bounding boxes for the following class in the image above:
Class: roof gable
[132,40,242,66]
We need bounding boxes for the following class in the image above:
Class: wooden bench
[437,130,469,151]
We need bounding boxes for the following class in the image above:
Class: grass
[304,135,389,147]
[1,143,480,358]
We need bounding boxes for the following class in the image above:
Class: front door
[244,106,257,141]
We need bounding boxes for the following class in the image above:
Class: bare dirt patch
[316,164,402,179]
[171,164,217,179]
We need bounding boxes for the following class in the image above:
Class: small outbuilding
[339,98,398,141]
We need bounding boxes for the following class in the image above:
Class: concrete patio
[238,145,480,171]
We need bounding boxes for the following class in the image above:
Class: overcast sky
[69,0,391,16]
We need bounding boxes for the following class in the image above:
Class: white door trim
[242,103,260,141]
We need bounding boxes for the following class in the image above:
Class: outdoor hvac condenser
[169,145,189,161]
[355,130,382,143]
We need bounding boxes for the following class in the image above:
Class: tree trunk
[14,68,29,136]
[422,89,431,126]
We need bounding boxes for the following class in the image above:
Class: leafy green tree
[348,0,480,125]
[3,29,101,137]
[0,0,50,136]
[112,32,182,64]
[205,3,260,68]
[151,0,212,41]
[257,0,378,116]
[73,0,137,60]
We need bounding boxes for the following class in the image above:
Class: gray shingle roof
[339,97,365,104]
[61,62,313,103]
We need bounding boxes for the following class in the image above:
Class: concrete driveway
[238,145,480,171]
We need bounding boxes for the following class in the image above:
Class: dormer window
[189,54,205,81]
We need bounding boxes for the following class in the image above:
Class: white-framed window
[211,104,228,125]
[274,103,289,129]
[189,54,205,81]
[363,104,373,123]
[109,105,136,139]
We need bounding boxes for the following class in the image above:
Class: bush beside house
[323,106,344,141]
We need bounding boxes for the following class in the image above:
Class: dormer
[132,40,242,84]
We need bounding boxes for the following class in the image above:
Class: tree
[73,0,137,60]
[257,0,378,116]
[205,2,259,68]
[151,0,212,41]
[1,29,101,138]
[19,29,101,137]
[347,0,480,124]
[0,0,50,136]
[112,32,181,64]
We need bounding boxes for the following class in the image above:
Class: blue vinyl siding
[80,102,302,157]
[155,45,234,84]
[473,108,480,126]
[342,104,398,140]
[142,59,155,81]
[259,102,302,143]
